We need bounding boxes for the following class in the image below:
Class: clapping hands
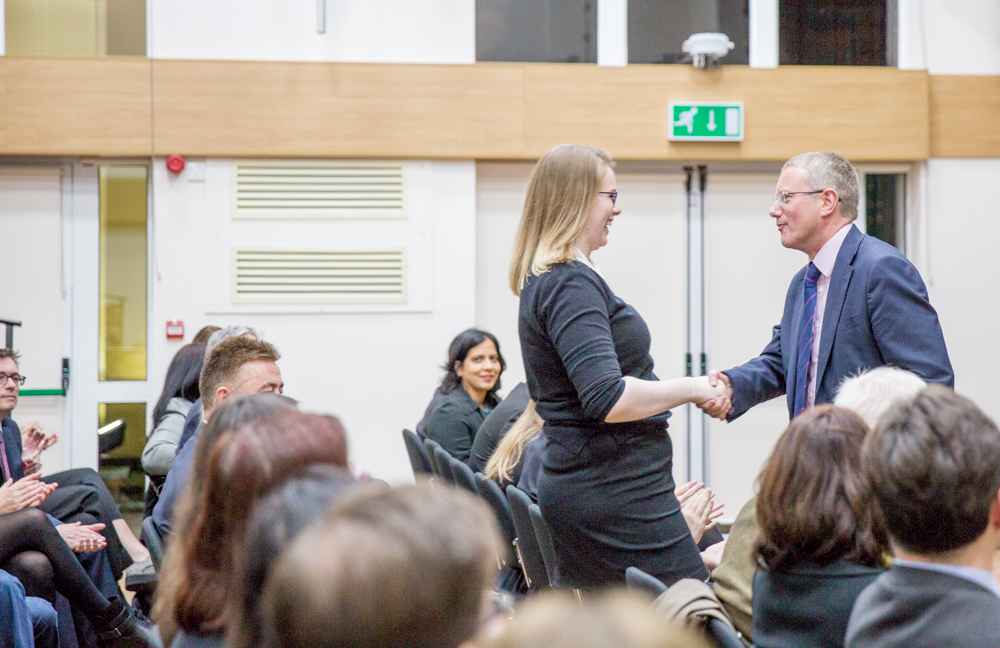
[57,522,108,553]
[21,422,57,475]
[675,480,725,544]
[0,473,56,515]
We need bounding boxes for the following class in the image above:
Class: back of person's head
[834,367,926,429]
[192,325,222,345]
[755,405,886,572]
[205,325,260,355]
[228,465,362,648]
[199,336,280,410]
[510,143,614,294]
[261,484,498,648]
[483,591,708,648]
[153,343,207,426]
[863,385,1000,555]
[440,328,506,406]
[158,408,349,641]
[484,399,542,484]
[781,151,860,221]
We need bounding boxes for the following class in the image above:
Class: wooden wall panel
[3,57,151,155]
[521,65,929,161]
[930,75,1000,158]
[0,60,7,152]
[150,60,526,158]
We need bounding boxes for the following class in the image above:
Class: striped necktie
[793,263,822,416]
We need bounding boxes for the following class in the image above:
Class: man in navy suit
[701,151,953,421]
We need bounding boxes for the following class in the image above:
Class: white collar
[812,223,854,277]
[574,247,604,279]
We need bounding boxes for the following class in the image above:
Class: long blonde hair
[509,144,613,294]
[484,400,543,485]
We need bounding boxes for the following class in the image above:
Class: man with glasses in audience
[698,151,953,423]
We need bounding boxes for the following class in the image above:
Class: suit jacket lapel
[816,226,864,390]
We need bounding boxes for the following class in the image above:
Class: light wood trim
[0,57,945,160]
[0,60,7,152]
[4,57,151,155]
[930,75,1000,158]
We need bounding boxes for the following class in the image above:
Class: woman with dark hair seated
[142,343,206,513]
[426,328,505,463]
[753,405,888,648]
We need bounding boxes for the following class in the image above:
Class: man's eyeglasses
[773,190,823,205]
[0,373,25,387]
[599,191,618,206]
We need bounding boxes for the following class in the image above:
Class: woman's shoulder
[431,388,478,417]
[526,261,610,296]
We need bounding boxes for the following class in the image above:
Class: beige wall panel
[930,75,1000,158]
[0,60,7,151]
[522,64,930,161]
[150,60,526,158]
[4,57,150,155]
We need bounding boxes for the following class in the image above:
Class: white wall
[901,0,1000,73]
[148,0,475,63]
[149,158,477,484]
[923,158,1000,424]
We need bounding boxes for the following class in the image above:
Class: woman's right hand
[690,376,728,405]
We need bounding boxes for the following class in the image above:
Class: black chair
[625,566,668,597]
[140,516,166,572]
[98,418,126,454]
[705,619,747,648]
[506,485,549,590]
[422,438,444,478]
[402,429,433,477]
[432,446,456,484]
[475,473,518,567]
[450,457,479,495]
[528,503,558,587]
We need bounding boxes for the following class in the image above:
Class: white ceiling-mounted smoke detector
[681,33,735,69]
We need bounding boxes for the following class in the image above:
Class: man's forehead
[236,359,281,380]
[0,357,17,371]
[777,166,809,190]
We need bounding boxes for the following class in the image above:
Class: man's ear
[215,386,232,406]
[819,188,841,218]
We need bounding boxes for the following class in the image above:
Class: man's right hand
[56,522,107,553]
[0,473,51,515]
[699,370,733,420]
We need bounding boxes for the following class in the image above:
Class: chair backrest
[402,429,434,476]
[450,457,479,495]
[141,516,166,572]
[475,473,518,567]
[432,445,456,484]
[506,485,549,590]
[422,438,444,477]
[528,503,558,587]
[705,618,746,648]
[625,566,668,597]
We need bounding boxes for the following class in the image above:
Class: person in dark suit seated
[701,151,952,423]
[752,405,888,648]
[426,328,505,463]
[846,386,1000,648]
[469,382,530,473]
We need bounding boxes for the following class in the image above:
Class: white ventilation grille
[232,161,407,219]
[232,249,406,304]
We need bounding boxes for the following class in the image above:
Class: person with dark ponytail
[426,329,505,463]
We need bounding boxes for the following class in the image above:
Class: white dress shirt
[806,223,854,408]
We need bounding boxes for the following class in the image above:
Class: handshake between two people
[690,370,733,420]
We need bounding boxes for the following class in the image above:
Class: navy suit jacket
[1,417,25,481]
[725,225,953,420]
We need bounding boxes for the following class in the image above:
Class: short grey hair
[782,151,860,221]
[205,325,262,359]
[834,367,927,429]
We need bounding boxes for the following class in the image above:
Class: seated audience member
[753,406,888,648]
[154,409,349,648]
[846,386,1000,648]
[482,591,707,648]
[191,325,221,345]
[0,508,156,647]
[469,382,530,473]
[834,366,926,428]
[260,484,498,648]
[675,482,724,556]
[174,325,261,455]
[0,568,58,648]
[426,329,505,462]
[414,387,444,439]
[151,336,283,535]
[712,367,925,641]
[228,466,362,648]
[484,399,543,495]
[142,343,206,512]
[0,348,150,583]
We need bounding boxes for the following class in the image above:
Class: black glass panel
[780,0,889,66]
[866,174,904,250]
[477,0,597,63]
[629,0,749,65]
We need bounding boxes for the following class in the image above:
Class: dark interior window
[780,0,893,66]
[866,174,905,251]
[477,0,597,63]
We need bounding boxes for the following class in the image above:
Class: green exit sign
[668,102,744,142]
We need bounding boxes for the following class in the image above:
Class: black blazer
[846,564,1000,648]
[753,560,884,648]
[1,416,24,480]
[426,387,486,463]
